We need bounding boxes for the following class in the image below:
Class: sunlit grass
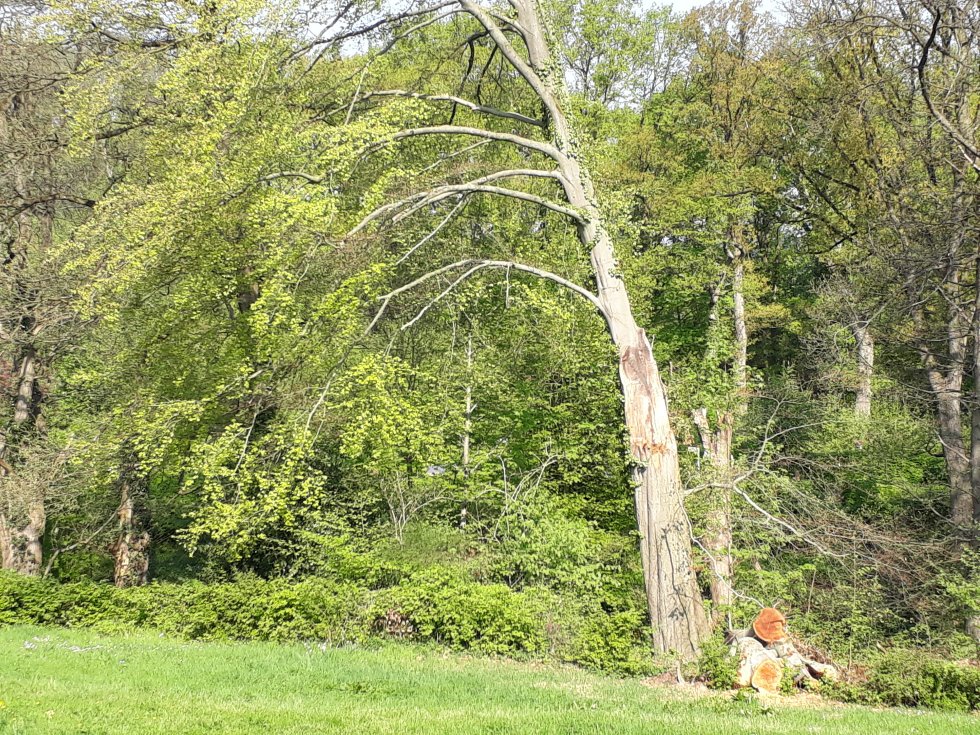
[0,625,976,734]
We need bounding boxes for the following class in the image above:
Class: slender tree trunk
[852,322,874,417]
[695,241,748,614]
[462,333,473,474]
[972,253,980,525]
[489,0,709,656]
[731,251,748,395]
[693,408,734,612]
[936,386,973,527]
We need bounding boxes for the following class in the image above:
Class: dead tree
[308,0,710,657]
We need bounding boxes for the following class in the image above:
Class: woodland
[1,0,979,710]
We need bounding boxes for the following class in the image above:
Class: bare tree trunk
[937,388,972,527]
[618,329,710,657]
[915,260,973,528]
[731,251,748,395]
[694,240,749,614]
[462,333,473,474]
[922,317,972,528]
[111,473,150,587]
[496,0,709,656]
[852,322,874,417]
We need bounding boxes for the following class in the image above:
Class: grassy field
[0,626,977,734]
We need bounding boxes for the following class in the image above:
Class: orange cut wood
[752,607,788,643]
[750,659,783,693]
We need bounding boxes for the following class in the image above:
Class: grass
[0,626,977,734]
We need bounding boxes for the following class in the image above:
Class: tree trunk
[462,333,473,474]
[936,380,973,527]
[693,408,734,612]
[972,253,980,525]
[0,501,45,575]
[619,329,711,658]
[731,250,748,395]
[112,473,150,587]
[498,0,709,657]
[852,322,873,417]
[692,241,748,614]
[916,265,973,527]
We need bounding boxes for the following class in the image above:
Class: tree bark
[0,500,45,575]
[852,322,873,418]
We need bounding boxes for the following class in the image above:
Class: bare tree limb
[362,89,543,127]
[348,169,579,234]
[374,258,607,329]
[378,124,561,161]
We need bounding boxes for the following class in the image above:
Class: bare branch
[375,258,607,328]
[363,90,543,127]
[259,171,325,185]
[348,169,579,234]
[730,482,840,558]
[458,1,561,122]
[917,9,980,173]
[395,195,467,265]
[379,124,561,161]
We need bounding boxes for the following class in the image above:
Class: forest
[1,0,979,716]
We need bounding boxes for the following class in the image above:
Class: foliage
[828,652,980,713]
[374,568,549,655]
[694,632,740,690]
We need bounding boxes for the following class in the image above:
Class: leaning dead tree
[306,0,710,657]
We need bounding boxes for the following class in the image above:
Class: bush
[374,568,548,655]
[861,651,980,711]
[0,572,371,644]
[825,651,980,712]
[694,632,739,689]
[0,570,670,676]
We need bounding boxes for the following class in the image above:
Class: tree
[305,0,711,656]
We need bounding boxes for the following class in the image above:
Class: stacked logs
[727,608,838,694]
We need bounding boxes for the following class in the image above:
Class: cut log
[725,627,752,644]
[736,644,777,688]
[772,639,797,658]
[750,658,783,694]
[806,661,839,681]
[752,607,788,643]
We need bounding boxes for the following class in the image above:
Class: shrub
[861,651,980,711]
[562,605,655,676]
[694,632,739,689]
[374,568,548,655]
[824,651,980,712]
[0,572,370,644]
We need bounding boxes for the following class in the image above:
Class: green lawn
[0,626,976,734]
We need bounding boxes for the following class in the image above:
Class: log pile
[728,607,838,694]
